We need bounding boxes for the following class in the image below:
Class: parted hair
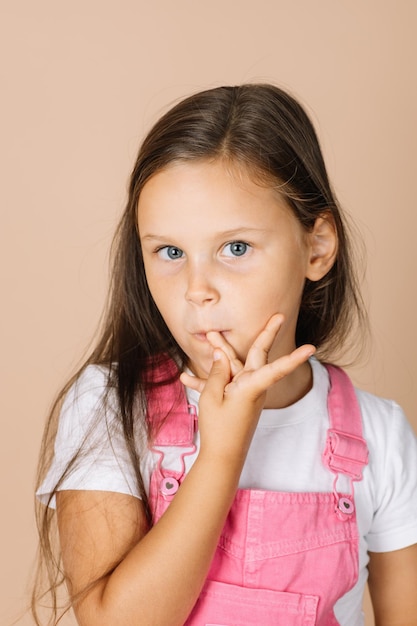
[33,84,366,624]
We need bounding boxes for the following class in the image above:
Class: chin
[186,358,211,379]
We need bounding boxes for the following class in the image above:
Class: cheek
[153,297,178,330]
[152,288,185,337]
[146,271,175,310]
[233,278,304,341]
[245,271,301,313]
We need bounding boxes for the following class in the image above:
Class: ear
[306,215,338,281]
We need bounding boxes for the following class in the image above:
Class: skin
[138,159,336,407]
[56,159,417,625]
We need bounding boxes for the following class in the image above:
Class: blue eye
[224,241,249,257]
[158,246,184,260]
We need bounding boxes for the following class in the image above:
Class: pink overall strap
[146,359,196,513]
[146,358,195,447]
[323,364,369,481]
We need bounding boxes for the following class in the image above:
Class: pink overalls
[147,363,369,625]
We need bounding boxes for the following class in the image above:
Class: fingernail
[213,349,221,361]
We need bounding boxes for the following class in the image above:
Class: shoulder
[353,386,415,451]
[58,365,116,437]
[354,385,401,417]
[318,361,416,493]
[37,364,143,506]
[342,376,417,482]
[65,364,113,404]
[353,385,416,485]
[318,359,413,445]
[351,385,417,551]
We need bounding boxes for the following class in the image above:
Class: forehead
[137,159,295,234]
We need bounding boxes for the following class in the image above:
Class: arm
[57,315,314,626]
[368,544,417,626]
[57,448,245,626]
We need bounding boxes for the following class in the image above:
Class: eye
[223,241,250,257]
[157,246,184,260]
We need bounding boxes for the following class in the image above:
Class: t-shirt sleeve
[364,397,417,552]
[36,366,143,508]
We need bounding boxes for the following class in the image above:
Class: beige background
[1,1,416,624]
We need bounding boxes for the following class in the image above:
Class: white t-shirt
[38,358,417,625]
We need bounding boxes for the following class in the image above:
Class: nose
[185,263,220,306]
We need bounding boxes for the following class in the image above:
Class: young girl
[34,84,417,626]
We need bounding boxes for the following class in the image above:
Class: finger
[205,331,243,377]
[180,371,206,394]
[228,343,315,398]
[244,313,284,370]
[199,349,231,404]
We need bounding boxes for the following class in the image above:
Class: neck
[264,360,313,409]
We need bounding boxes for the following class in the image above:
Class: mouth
[192,330,229,342]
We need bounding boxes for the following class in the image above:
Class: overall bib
[147,364,368,625]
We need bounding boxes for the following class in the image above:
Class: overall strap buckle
[323,429,369,481]
[322,364,369,481]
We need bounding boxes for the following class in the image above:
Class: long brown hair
[32,84,366,624]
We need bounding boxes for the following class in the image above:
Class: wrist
[195,445,246,482]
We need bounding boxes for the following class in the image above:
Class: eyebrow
[140,227,270,241]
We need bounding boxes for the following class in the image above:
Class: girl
[34,84,417,626]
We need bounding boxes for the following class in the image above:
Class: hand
[181,313,314,395]
[180,314,315,463]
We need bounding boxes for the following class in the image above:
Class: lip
[192,330,229,342]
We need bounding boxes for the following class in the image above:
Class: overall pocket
[184,579,319,626]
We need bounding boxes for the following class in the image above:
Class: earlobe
[306,215,338,281]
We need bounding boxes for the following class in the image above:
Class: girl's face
[138,160,314,379]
